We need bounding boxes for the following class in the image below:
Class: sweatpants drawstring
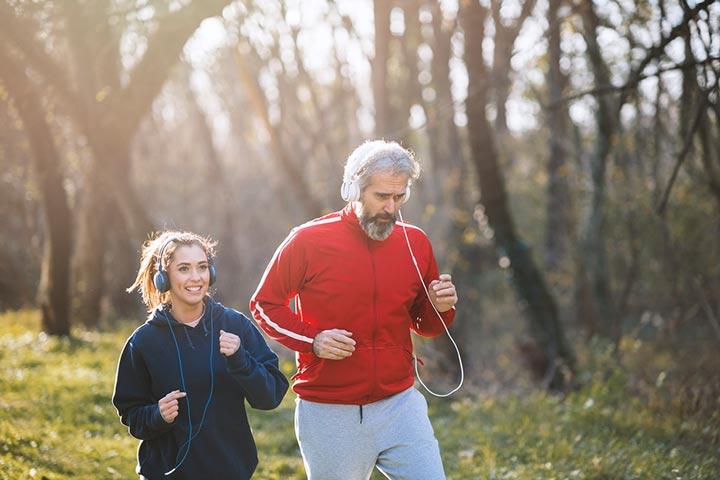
[359,404,363,424]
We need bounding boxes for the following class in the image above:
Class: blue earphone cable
[163,304,215,476]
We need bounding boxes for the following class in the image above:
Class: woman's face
[166,244,210,310]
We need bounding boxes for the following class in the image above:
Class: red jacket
[250,205,455,404]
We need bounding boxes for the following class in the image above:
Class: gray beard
[358,210,396,241]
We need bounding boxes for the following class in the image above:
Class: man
[250,140,458,480]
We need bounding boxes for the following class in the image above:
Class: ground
[0,310,718,479]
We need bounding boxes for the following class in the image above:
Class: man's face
[355,172,409,241]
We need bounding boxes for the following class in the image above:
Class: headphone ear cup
[348,181,360,202]
[403,185,411,203]
[153,270,170,293]
[340,181,351,202]
[341,180,361,202]
[209,264,217,286]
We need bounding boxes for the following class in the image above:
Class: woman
[113,231,289,479]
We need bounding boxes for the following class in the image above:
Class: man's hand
[312,329,355,360]
[428,273,457,313]
[158,390,186,423]
[219,329,241,357]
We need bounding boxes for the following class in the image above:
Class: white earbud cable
[398,210,464,397]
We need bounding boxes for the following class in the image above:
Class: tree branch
[109,0,233,141]
[233,46,324,218]
[617,0,715,109]
[546,56,720,108]
[0,0,88,126]
[655,81,714,216]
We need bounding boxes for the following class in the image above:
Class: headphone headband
[156,237,179,273]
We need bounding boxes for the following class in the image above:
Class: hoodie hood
[147,297,221,331]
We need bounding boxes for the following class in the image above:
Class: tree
[544,0,572,273]
[461,0,575,388]
[0,0,233,326]
[373,0,393,138]
[573,0,715,343]
[0,46,72,335]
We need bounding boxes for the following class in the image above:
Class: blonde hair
[127,230,218,312]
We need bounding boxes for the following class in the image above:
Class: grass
[0,309,718,479]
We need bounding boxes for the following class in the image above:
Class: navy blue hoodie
[112,298,289,479]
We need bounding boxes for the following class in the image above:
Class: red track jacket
[250,205,455,404]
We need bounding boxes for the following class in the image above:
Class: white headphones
[340,141,412,203]
[340,140,464,397]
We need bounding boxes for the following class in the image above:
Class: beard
[357,205,397,241]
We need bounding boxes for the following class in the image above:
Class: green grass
[1,310,718,479]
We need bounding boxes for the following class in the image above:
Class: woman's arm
[223,314,290,410]
[112,338,176,440]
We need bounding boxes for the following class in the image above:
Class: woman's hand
[219,329,241,356]
[158,390,186,423]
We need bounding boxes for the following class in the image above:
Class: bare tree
[544,0,572,273]
[0,0,233,326]
[461,0,575,388]
[574,0,715,343]
[0,46,72,335]
[373,0,393,138]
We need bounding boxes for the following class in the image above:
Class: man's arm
[410,240,457,337]
[249,229,321,353]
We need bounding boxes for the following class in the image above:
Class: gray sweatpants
[294,387,446,480]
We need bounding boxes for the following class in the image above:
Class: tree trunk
[461,1,575,388]
[491,32,512,135]
[544,0,571,273]
[73,159,110,327]
[681,26,720,211]
[103,140,156,241]
[185,78,246,302]
[75,132,155,323]
[373,0,392,138]
[233,48,325,218]
[2,0,233,325]
[490,0,537,137]
[577,1,620,343]
[0,49,73,335]
[103,196,146,318]
[415,3,482,381]
[430,3,464,182]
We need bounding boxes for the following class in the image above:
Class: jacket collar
[341,203,398,242]
[341,203,365,236]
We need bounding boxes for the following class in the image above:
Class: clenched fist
[428,273,457,313]
[219,329,241,357]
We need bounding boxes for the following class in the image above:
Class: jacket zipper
[369,236,377,404]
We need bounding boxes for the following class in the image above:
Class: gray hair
[344,140,421,192]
